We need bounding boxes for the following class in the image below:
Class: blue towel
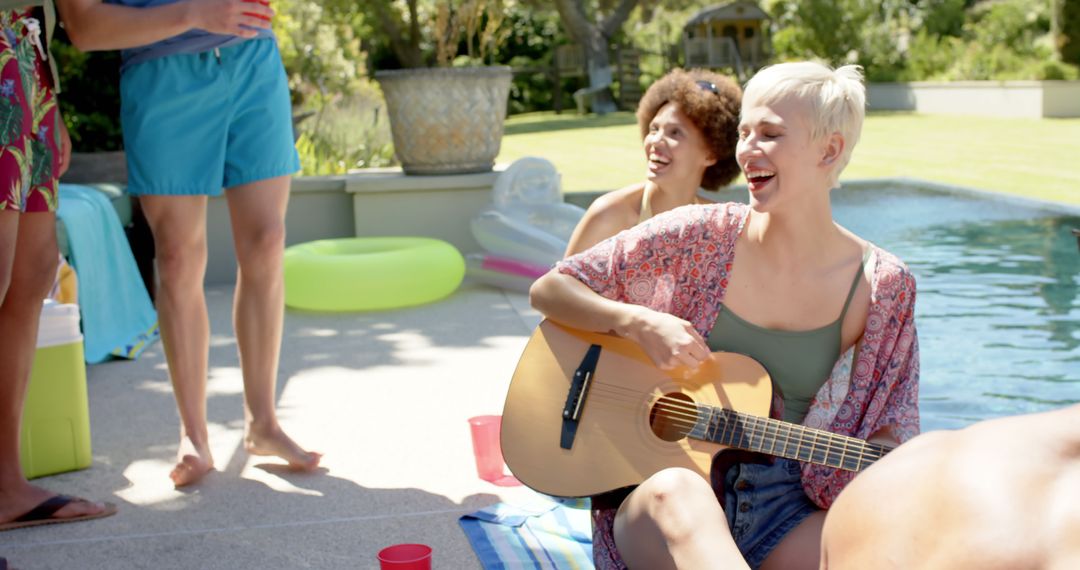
[57,184,159,363]
[460,494,593,569]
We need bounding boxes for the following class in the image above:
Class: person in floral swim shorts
[0,2,116,533]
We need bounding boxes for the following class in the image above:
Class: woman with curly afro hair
[564,68,741,256]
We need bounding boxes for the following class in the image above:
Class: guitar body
[501,320,773,498]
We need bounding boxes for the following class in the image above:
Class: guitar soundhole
[649,393,695,442]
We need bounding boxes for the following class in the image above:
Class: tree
[552,0,640,114]
[1055,0,1080,65]
[357,0,515,69]
[768,0,873,64]
[363,0,426,68]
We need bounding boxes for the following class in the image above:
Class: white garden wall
[867,81,1080,118]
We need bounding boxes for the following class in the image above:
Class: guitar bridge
[560,343,601,450]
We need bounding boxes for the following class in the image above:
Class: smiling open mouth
[745,169,775,186]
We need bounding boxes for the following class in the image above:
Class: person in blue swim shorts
[57,0,320,486]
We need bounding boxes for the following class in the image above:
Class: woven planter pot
[375,66,513,175]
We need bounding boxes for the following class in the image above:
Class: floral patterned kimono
[553,202,921,569]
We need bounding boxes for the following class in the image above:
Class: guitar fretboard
[687,405,893,472]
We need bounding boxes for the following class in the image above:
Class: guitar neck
[687,405,893,472]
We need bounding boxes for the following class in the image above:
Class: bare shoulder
[564,184,644,256]
[833,430,953,507]
[1051,463,1080,569]
[823,409,1080,569]
[585,184,645,221]
[823,430,978,569]
[858,241,917,304]
[835,226,909,278]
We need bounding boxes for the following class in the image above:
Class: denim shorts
[722,458,819,568]
[119,37,300,196]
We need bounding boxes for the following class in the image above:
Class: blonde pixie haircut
[742,62,866,183]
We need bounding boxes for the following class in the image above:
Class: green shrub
[1028,59,1080,79]
[51,33,123,152]
[507,55,554,115]
[918,0,967,38]
[893,0,1069,81]
[966,0,1046,59]
[769,0,872,64]
[857,15,911,82]
[945,43,1023,80]
[903,30,961,80]
[273,0,366,109]
[294,84,396,175]
[499,6,563,115]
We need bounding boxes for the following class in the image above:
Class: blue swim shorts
[723,458,819,569]
[119,37,300,196]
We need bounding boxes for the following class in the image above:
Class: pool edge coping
[564,177,1080,217]
[841,177,1080,216]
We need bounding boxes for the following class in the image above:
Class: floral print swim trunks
[0,7,60,213]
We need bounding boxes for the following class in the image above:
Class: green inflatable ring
[284,237,466,311]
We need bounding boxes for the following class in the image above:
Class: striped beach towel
[459,495,593,569]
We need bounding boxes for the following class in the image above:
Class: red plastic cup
[467,415,520,486]
[242,0,272,21]
[377,544,432,570]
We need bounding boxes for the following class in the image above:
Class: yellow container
[19,301,91,479]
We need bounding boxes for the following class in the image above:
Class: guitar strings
[577,379,885,465]
[582,376,878,459]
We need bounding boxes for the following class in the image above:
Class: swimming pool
[712,182,1079,432]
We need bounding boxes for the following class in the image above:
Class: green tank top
[707,249,869,424]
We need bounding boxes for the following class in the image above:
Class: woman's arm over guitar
[530,271,709,371]
[534,203,730,372]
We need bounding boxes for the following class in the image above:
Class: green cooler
[20,300,92,478]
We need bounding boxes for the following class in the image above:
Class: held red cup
[377,544,432,570]
[242,0,272,21]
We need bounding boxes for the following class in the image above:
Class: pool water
[714,184,1080,432]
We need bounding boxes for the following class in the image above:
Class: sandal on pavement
[0,495,117,532]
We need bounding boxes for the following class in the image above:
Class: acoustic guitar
[501,320,894,498]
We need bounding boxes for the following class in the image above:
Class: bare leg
[614,468,748,570]
[761,511,824,570]
[225,177,319,470]
[0,212,107,522]
[0,210,16,300]
[140,195,214,487]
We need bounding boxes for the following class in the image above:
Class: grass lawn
[497,111,1080,206]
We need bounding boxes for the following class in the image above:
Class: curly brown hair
[636,69,742,190]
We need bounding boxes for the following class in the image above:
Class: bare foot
[244,425,321,471]
[170,436,214,487]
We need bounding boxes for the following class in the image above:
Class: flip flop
[0,495,117,532]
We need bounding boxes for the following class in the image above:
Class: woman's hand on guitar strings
[620,308,710,371]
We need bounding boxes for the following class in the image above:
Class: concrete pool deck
[2,283,546,569]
